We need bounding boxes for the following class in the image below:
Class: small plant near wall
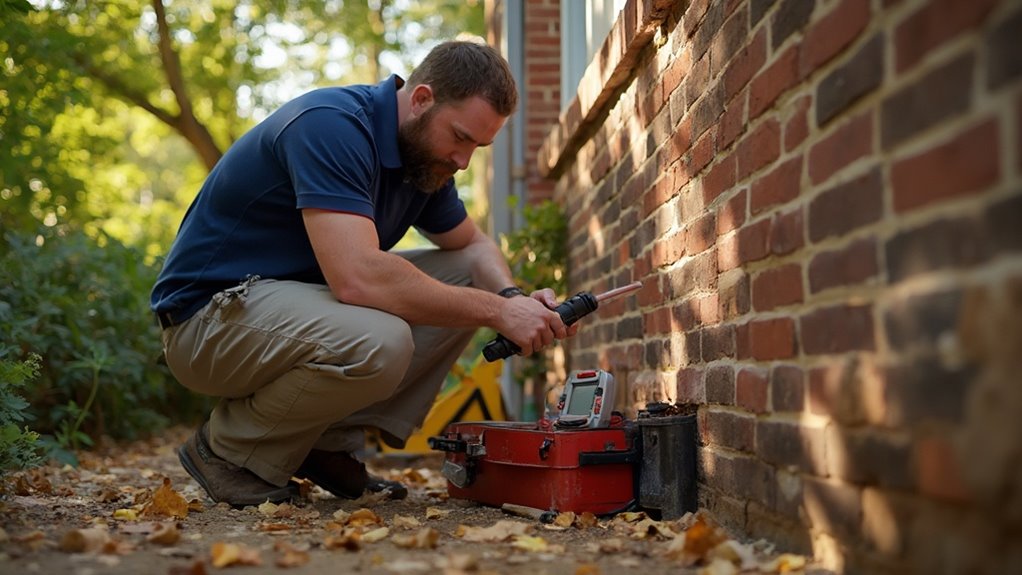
[0,353,43,473]
[499,197,568,420]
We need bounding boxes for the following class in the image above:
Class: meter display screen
[566,381,598,415]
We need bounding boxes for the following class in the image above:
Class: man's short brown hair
[407,40,518,117]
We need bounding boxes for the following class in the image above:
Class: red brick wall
[523,0,560,204]
[520,0,1022,572]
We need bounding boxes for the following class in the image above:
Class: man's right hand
[494,293,569,356]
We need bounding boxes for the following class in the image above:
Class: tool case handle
[578,447,640,466]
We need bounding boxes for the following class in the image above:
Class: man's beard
[397,108,459,193]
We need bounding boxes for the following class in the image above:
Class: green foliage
[500,198,568,297]
[0,227,209,447]
[0,353,43,472]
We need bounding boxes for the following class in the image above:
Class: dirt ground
[0,428,821,575]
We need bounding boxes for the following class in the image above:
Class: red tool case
[428,419,639,514]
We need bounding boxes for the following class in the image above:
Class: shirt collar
[372,74,404,170]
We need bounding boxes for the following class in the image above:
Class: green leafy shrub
[0,227,209,448]
[0,352,43,472]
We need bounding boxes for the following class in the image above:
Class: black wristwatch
[497,286,526,298]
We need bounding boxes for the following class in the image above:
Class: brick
[801,303,875,354]
[770,364,804,412]
[784,95,812,152]
[799,0,871,78]
[670,116,693,164]
[750,0,776,25]
[737,367,769,414]
[702,155,737,205]
[987,193,1022,253]
[884,289,962,351]
[827,427,914,489]
[692,0,725,61]
[719,94,747,150]
[676,367,705,403]
[884,354,972,426]
[750,45,799,119]
[915,435,972,502]
[745,502,814,556]
[809,110,873,185]
[808,356,887,425]
[757,420,826,474]
[881,53,975,151]
[891,119,1000,213]
[885,216,990,282]
[704,408,755,451]
[687,212,717,254]
[733,457,774,504]
[770,206,805,256]
[692,83,725,143]
[862,488,915,556]
[816,34,883,126]
[701,324,736,361]
[667,250,718,297]
[687,128,716,175]
[771,0,815,49]
[808,166,884,243]
[894,0,998,73]
[718,269,751,320]
[737,317,797,360]
[752,263,804,311]
[737,119,781,180]
[803,476,862,539]
[723,29,767,102]
[808,237,879,293]
[717,188,748,235]
[711,7,749,77]
[706,365,736,405]
[988,8,1022,90]
[737,217,772,265]
[751,155,802,214]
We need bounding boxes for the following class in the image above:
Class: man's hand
[494,289,579,356]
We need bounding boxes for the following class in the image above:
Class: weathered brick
[719,94,747,150]
[827,426,914,489]
[808,166,884,243]
[718,269,751,320]
[706,365,736,405]
[770,205,805,256]
[801,303,875,354]
[704,408,755,451]
[711,7,749,77]
[737,217,772,265]
[808,356,886,425]
[891,119,1000,213]
[687,212,717,254]
[803,476,862,539]
[750,0,776,25]
[915,434,972,502]
[894,0,998,73]
[737,317,797,360]
[751,155,802,214]
[737,119,781,179]
[692,0,725,61]
[691,83,725,142]
[808,237,879,293]
[771,364,804,412]
[987,193,1022,253]
[701,324,736,361]
[988,8,1022,90]
[816,34,883,126]
[687,128,716,176]
[723,29,767,102]
[881,53,975,151]
[771,0,815,49]
[750,45,799,119]
[752,263,804,311]
[737,367,769,414]
[745,502,814,556]
[809,110,873,185]
[616,316,644,340]
[717,188,748,235]
[799,0,871,78]
[757,419,827,474]
[884,289,962,351]
[784,94,812,152]
[884,354,974,426]
[676,367,705,403]
[702,154,737,205]
[885,216,990,282]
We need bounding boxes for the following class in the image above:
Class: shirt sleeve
[414,181,469,235]
[273,107,377,220]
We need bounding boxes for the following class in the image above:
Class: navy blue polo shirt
[151,75,468,323]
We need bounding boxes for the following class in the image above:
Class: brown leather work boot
[295,450,408,500]
[177,422,298,508]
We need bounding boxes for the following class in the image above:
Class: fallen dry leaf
[436,552,478,571]
[361,526,390,543]
[575,564,602,575]
[576,512,599,529]
[324,528,362,551]
[113,508,139,521]
[456,520,531,542]
[59,527,110,553]
[257,522,292,533]
[391,527,439,549]
[142,477,188,519]
[257,500,280,516]
[391,514,422,530]
[699,557,739,575]
[168,559,208,575]
[759,553,807,573]
[347,508,384,527]
[274,540,310,568]
[210,541,262,567]
[511,534,552,552]
[146,522,181,546]
[425,507,451,520]
[552,512,575,529]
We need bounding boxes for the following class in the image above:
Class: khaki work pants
[160,249,476,486]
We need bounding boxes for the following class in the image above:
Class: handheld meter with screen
[554,369,616,428]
